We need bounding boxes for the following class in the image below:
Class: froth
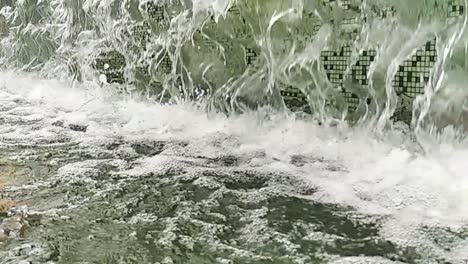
[1,71,468,257]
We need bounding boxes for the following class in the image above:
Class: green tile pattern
[86,0,464,121]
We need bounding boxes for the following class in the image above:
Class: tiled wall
[278,1,455,119]
[1,0,462,122]
[449,0,465,17]
[94,51,126,84]
[393,39,437,99]
[77,1,466,120]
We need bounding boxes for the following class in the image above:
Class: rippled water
[0,72,467,263]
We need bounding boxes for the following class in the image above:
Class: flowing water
[1,0,468,263]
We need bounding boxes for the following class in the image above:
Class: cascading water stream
[0,0,466,132]
[0,2,461,140]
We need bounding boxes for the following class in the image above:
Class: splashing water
[0,0,467,131]
[1,0,468,263]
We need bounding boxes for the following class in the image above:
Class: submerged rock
[68,124,88,132]
[0,206,28,242]
[0,200,16,214]
[0,228,8,242]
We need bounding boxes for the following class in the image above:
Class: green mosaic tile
[280,85,310,113]
[449,0,465,17]
[94,50,126,84]
[393,39,437,99]
[131,22,151,48]
[322,0,354,10]
[155,53,172,74]
[145,1,166,23]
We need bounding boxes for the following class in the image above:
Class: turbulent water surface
[1,0,468,263]
[0,73,467,263]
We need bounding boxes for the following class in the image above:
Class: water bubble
[99,74,107,83]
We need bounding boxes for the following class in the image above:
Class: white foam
[1,71,468,259]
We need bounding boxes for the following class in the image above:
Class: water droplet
[99,74,107,83]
